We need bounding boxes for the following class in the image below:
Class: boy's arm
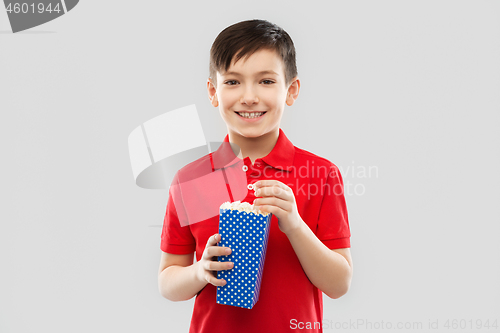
[253,179,353,299]
[158,252,204,301]
[158,234,233,301]
[285,225,353,299]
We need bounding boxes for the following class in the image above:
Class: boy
[158,19,352,333]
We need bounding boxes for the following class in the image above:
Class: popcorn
[216,201,272,309]
[219,200,270,215]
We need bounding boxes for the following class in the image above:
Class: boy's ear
[286,77,300,106]
[207,78,219,107]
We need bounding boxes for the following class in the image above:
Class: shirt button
[242,165,248,172]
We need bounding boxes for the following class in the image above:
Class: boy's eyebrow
[222,70,279,77]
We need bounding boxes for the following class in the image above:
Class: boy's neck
[228,128,279,164]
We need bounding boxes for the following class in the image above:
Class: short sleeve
[160,174,196,254]
[316,164,351,249]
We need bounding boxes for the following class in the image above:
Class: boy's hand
[196,233,233,287]
[253,180,304,235]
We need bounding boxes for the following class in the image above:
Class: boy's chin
[234,127,274,139]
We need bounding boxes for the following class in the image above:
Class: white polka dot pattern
[216,208,272,309]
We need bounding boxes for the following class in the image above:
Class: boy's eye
[261,80,275,85]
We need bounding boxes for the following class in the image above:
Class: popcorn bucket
[216,201,272,309]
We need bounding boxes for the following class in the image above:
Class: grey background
[1,1,499,332]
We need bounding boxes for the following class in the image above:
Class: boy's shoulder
[172,142,238,184]
[172,151,214,184]
[293,145,340,171]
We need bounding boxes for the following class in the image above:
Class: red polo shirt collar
[212,128,295,172]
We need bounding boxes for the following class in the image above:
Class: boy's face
[208,49,299,140]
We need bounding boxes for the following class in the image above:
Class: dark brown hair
[209,19,297,87]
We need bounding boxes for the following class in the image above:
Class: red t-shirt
[161,128,351,333]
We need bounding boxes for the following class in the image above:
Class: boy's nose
[240,88,259,105]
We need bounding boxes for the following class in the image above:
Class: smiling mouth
[235,111,267,119]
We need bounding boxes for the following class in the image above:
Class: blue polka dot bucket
[216,206,272,309]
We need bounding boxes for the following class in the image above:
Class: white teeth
[238,112,265,118]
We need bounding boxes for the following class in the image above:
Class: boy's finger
[205,233,220,247]
[205,274,226,287]
[204,260,234,272]
[203,246,231,260]
[254,180,290,191]
[255,186,290,201]
[205,246,231,258]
